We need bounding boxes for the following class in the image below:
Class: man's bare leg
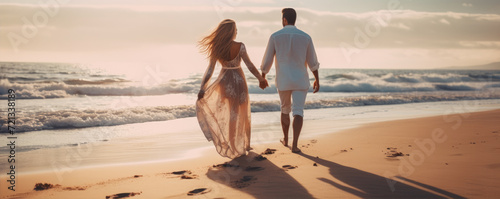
[280,113,290,146]
[292,115,303,153]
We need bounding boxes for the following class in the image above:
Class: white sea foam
[0,105,196,133]
[0,79,197,99]
[2,91,499,133]
[2,63,500,133]
[3,69,500,99]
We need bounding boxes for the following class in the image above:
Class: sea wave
[324,72,500,83]
[0,105,196,133]
[2,91,499,133]
[0,79,196,99]
[2,69,500,99]
[63,78,130,85]
[2,78,498,99]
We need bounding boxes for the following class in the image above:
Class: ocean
[1,62,500,173]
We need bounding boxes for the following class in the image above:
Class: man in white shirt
[260,8,320,153]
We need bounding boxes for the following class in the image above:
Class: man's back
[260,7,321,154]
[261,25,319,91]
[272,26,312,69]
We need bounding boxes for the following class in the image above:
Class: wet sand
[1,109,499,198]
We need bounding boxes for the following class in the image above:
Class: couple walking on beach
[196,8,320,159]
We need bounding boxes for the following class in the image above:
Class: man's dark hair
[282,8,296,25]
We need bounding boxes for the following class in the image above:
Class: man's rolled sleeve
[306,38,320,71]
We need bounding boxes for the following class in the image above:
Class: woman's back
[197,19,267,159]
[197,41,251,159]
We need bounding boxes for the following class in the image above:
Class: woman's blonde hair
[199,19,236,62]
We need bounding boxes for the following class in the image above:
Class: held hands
[259,73,268,90]
[259,79,269,90]
[313,80,320,93]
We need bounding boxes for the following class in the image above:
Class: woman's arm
[240,43,268,89]
[198,58,216,100]
[240,43,266,83]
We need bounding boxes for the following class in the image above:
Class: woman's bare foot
[292,147,301,153]
[246,147,253,151]
[280,138,288,147]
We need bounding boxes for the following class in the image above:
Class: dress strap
[221,66,241,70]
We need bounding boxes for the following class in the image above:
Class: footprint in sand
[254,155,267,161]
[181,174,198,179]
[232,176,256,188]
[34,183,59,191]
[245,166,264,172]
[282,165,298,171]
[385,147,408,157]
[171,170,190,175]
[170,170,199,179]
[340,148,354,153]
[106,192,142,199]
[162,170,198,179]
[62,186,86,191]
[187,188,211,196]
[34,182,88,192]
[262,148,277,155]
[213,162,239,168]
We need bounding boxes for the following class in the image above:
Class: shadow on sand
[299,152,466,199]
[206,151,465,198]
[206,151,314,199]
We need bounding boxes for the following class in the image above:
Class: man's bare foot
[280,138,288,147]
[246,147,253,151]
[292,147,301,153]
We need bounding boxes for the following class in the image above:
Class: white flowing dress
[196,43,259,159]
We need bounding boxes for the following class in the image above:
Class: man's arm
[260,36,275,76]
[306,37,320,72]
[312,69,320,93]
[306,37,320,93]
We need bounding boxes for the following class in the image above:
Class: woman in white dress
[197,19,268,159]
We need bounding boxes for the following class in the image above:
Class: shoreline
[1,108,499,198]
[5,99,500,176]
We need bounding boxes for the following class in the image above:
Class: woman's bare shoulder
[232,41,243,47]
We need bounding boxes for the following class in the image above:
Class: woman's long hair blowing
[199,19,236,62]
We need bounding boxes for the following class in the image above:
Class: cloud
[439,18,451,25]
[390,22,411,30]
[459,41,500,48]
[1,3,499,57]
[462,3,473,7]
[298,9,500,49]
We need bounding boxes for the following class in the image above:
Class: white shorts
[278,90,308,117]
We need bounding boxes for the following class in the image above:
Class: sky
[1,0,499,69]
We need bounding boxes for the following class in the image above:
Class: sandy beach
[2,109,500,199]
[2,0,500,198]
